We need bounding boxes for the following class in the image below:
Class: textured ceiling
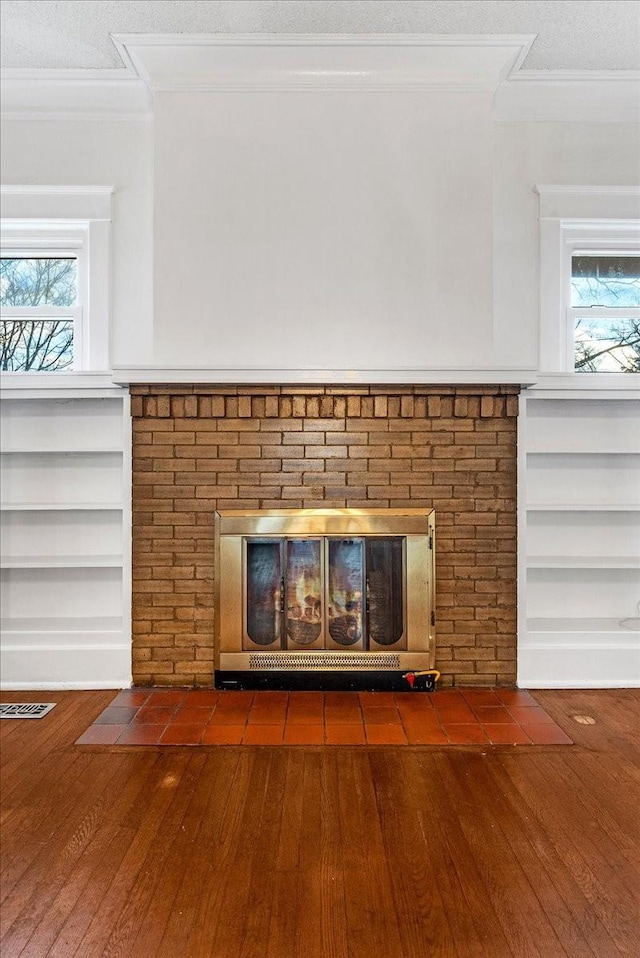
[1,0,639,72]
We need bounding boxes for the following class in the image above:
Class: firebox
[214,508,435,690]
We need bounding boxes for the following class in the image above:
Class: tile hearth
[76,688,572,746]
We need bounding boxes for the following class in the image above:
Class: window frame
[563,228,640,373]
[1,233,86,371]
[536,186,640,382]
[0,186,113,374]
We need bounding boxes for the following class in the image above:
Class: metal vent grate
[0,703,57,719]
[249,652,401,671]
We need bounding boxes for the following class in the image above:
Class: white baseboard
[518,644,640,689]
[0,646,132,690]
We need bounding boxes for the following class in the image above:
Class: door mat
[75,688,573,746]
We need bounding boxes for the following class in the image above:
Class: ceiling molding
[0,70,151,119]
[494,70,640,122]
[1,35,638,121]
[110,33,536,93]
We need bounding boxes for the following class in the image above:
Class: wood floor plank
[22,754,165,958]
[493,752,627,958]
[435,752,568,958]
[404,752,515,958]
[501,751,639,956]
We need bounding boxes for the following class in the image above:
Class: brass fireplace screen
[214,509,435,683]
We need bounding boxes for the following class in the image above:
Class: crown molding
[494,69,640,122]
[1,36,637,121]
[0,70,151,119]
[111,33,535,93]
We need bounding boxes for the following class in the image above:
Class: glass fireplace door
[244,536,406,653]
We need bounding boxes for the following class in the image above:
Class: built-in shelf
[527,617,640,634]
[527,556,640,570]
[527,448,640,456]
[0,615,124,633]
[0,502,124,512]
[1,447,124,455]
[527,503,640,512]
[521,392,640,688]
[0,554,123,569]
[0,387,131,688]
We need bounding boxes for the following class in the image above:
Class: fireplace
[215,508,435,690]
[130,384,518,688]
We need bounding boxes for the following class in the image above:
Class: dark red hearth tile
[431,690,465,707]
[400,710,444,734]
[495,689,538,707]
[324,692,359,708]
[133,706,177,725]
[324,705,363,725]
[359,692,397,706]
[283,725,325,745]
[365,725,407,745]
[116,724,167,745]
[252,691,288,706]
[185,690,220,707]
[94,706,139,725]
[461,689,502,708]
[324,724,366,745]
[172,706,216,725]
[208,707,250,725]
[361,706,402,725]
[521,723,573,745]
[403,724,449,745]
[146,690,188,707]
[160,724,205,745]
[508,705,556,725]
[201,724,245,745]
[286,706,324,725]
[242,724,285,745]
[434,704,476,724]
[472,706,514,724]
[394,692,435,709]
[247,705,288,725]
[483,724,532,745]
[110,689,152,707]
[288,691,324,706]
[215,692,255,710]
[443,724,491,745]
[76,724,129,745]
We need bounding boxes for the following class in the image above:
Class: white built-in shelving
[520,389,640,688]
[0,380,131,689]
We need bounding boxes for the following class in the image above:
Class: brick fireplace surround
[131,385,519,688]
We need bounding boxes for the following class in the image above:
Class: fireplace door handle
[279,577,285,614]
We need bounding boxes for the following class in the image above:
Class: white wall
[152,91,496,371]
[0,116,154,367]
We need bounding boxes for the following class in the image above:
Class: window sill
[0,371,124,398]
[526,373,640,399]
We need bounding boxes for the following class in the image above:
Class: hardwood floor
[1,689,638,957]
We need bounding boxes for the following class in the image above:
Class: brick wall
[131,385,519,687]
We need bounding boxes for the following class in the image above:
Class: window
[537,186,640,376]
[1,250,82,371]
[0,186,113,373]
[571,254,640,372]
